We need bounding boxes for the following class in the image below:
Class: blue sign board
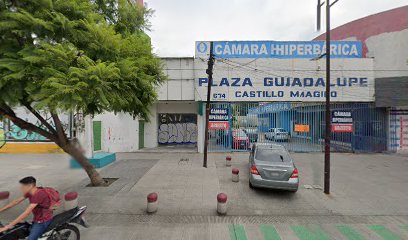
[196,41,363,59]
[248,103,292,114]
[209,108,229,121]
[332,111,353,123]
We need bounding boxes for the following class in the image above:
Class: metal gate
[208,102,387,153]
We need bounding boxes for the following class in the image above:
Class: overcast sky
[145,0,407,57]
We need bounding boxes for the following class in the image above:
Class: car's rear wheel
[249,181,254,189]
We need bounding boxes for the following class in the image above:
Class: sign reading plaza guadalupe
[194,40,373,102]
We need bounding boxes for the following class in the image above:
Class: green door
[138,120,144,149]
[93,121,102,151]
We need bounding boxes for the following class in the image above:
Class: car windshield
[255,148,291,162]
[276,128,286,133]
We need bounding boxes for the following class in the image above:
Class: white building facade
[88,6,408,155]
[90,40,387,154]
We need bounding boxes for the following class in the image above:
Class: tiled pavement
[228,224,408,240]
[1,152,408,239]
[80,222,408,240]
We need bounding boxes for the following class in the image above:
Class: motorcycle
[0,206,88,240]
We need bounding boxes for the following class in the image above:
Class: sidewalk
[1,152,407,239]
[73,152,408,217]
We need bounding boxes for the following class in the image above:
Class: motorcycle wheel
[50,224,80,240]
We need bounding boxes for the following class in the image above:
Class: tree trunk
[62,143,107,186]
[0,105,107,186]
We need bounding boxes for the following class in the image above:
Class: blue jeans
[28,220,52,240]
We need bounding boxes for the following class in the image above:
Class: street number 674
[213,93,226,99]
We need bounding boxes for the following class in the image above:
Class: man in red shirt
[0,176,53,240]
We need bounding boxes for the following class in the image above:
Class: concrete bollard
[147,192,158,213]
[217,193,228,215]
[0,191,10,208]
[64,192,78,211]
[232,168,240,182]
[226,156,232,167]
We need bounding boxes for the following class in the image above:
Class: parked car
[248,143,299,192]
[265,128,290,141]
[243,128,258,142]
[232,129,250,150]
[215,129,250,150]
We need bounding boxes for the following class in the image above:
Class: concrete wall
[88,57,198,152]
[158,58,195,101]
[156,101,197,113]
[315,28,408,79]
[314,6,408,59]
[89,57,198,152]
[144,104,158,149]
[313,6,408,79]
[93,112,139,153]
[366,29,408,78]
[197,112,205,153]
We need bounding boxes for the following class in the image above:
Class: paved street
[1,1,408,239]
[0,152,407,239]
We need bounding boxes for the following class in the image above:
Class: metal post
[317,0,322,31]
[203,42,214,168]
[324,0,332,194]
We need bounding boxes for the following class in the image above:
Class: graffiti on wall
[2,108,71,142]
[158,114,197,144]
[7,123,49,141]
[389,109,408,151]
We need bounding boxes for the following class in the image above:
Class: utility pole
[324,0,332,195]
[203,42,214,168]
[317,0,339,194]
[316,0,324,31]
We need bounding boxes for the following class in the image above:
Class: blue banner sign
[195,41,363,59]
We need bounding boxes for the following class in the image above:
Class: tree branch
[21,102,57,134]
[0,107,57,142]
[51,112,68,146]
[0,102,14,115]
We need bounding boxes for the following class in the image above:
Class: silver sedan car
[265,128,290,141]
[249,143,299,192]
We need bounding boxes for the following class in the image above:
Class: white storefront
[89,40,386,153]
[91,57,202,152]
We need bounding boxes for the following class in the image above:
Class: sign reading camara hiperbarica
[195,41,363,59]
[194,41,374,102]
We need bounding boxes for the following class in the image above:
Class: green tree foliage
[0,0,164,185]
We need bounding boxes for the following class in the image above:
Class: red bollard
[64,192,78,211]
[226,156,232,167]
[147,192,158,213]
[217,193,228,215]
[232,168,240,182]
